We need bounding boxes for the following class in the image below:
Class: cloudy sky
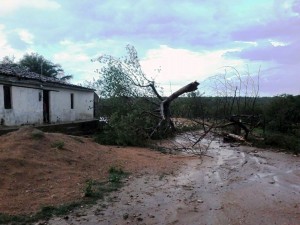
[0,0,299,96]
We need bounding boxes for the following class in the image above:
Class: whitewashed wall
[0,84,94,126]
[0,85,43,126]
[49,88,94,123]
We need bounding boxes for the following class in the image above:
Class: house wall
[49,89,94,123]
[0,84,43,126]
[0,84,94,126]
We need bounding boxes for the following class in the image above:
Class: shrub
[94,110,156,146]
[84,180,97,197]
[264,133,299,154]
[108,166,126,183]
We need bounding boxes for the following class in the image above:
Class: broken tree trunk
[150,81,199,137]
[160,81,199,120]
[222,132,246,142]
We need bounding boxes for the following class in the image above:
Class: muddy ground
[39,138,300,225]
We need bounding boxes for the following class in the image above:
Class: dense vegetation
[89,45,299,154]
[171,94,300,153]
[95,94,300,154]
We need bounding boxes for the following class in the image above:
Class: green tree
[0,56,17,65]
[19,53,72,81]
[92,45,199,146]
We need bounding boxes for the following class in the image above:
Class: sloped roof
[0,64,94,91]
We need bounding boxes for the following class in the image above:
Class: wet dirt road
[41,139,300,225]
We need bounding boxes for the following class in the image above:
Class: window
[3,86,12,109]
[70,93,74,109]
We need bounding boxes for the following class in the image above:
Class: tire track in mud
[38,139,300,225]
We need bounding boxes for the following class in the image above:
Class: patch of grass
[84,180,102,197]
[0,167,128,224]
[83,180,118,199]
[84,167,127,198]
[31,129,45,139]
[0,202,82,224]
[51,140,65,149]
[71,136,85,143]
[108,166,126,183]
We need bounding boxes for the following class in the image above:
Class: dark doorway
[3,85,12,109]
[43,90,50,123]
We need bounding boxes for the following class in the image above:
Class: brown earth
[40,134,300,225]
[0,127,189,215]
[1,127,300,225]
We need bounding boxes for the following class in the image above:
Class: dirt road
[39,138,300,225]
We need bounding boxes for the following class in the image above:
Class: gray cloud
[259,65,300,95]
[226,40,300,65]
[231,17,300,43]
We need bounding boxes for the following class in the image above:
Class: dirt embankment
[0,127,188,215]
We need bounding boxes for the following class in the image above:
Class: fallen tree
[90,45,201,145]
[89,45,261,154]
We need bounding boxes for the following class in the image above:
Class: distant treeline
[95,94,300,153]
[171,95,300,131]
[171,94,300,153]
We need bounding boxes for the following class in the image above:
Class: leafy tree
[18,53,72,81]
[92,45,199,146]
[0,56,17,65]
[92,45,269,155]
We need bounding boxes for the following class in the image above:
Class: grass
[51,140,65,149]
[31,129,45,139]
[0,167,128,224]
[84,167,127,198]
[108,167,126,183]
[71,136,85,143]
[0,202,82,224]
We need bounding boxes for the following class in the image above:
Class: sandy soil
[0,127,188,215]
[40,137,300,225]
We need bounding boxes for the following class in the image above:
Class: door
[43,90,50,123]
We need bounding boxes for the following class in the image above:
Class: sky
[0,0,299,96]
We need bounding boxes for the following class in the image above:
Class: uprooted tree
[90,45,261,153]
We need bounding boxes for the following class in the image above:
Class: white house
[0,64,95,126]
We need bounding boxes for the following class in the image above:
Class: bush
[264,133,299,154]
[84,180,97,197]
[251,131,300,154]
[94,109,158,146]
